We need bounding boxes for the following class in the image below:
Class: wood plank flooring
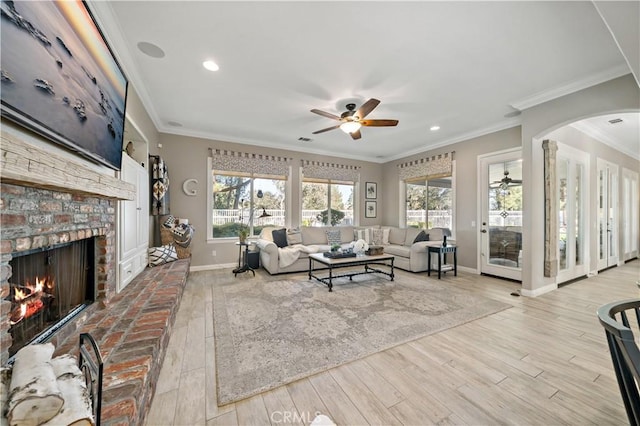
[145,261,639,426]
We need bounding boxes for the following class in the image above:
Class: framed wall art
[365,182,377,199]
[365,201,377,218]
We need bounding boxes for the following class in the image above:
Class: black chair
[597,299,640,426]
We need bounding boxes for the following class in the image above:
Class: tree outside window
[302,179,354,226]
[406,177,453,230]
[212,172,285,238]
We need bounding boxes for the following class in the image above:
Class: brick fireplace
[0,131,134,364]
[0,183,115,363]
[2,131,192,425]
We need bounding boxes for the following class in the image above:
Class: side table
[427,244,457,279]
[233,241,255,277]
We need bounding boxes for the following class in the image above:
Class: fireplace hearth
[7,239,95,358]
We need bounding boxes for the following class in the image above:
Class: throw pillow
[413,230,430,243]
[354,228,370,244]
[148,244,178,267]
[326,229,342,247]
[371,229,384,245]
[287,228,302,245]
[272,228,288,248]
[382,228,390,245]
[171,223,194,247]
[162,214,176,228]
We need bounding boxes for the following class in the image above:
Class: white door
[479,149,522,281]
[622,168,639,261]
[556,144,589,283]
[597,158,619,270]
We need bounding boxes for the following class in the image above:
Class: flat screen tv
[1,0,128,170]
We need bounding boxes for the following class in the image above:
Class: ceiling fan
[490,170,523,190]
[310,98,398,140]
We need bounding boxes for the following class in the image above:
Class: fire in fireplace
[7,239,95,358]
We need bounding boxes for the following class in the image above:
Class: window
[212,171,286,238]
[301,178,354,226]
[405,177,453,230]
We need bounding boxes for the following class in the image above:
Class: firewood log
[1,367,11,426]
[7,344,63,426]
[41,356,94,426]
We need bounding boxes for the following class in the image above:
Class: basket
[366,245,384,255]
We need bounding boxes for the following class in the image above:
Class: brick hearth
[1,133,184,424]
[54,258,190,426]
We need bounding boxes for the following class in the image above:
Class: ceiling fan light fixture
[340,121,362,134]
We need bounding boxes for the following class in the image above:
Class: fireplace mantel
[1,132,135,201]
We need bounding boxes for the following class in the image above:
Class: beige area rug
[212,273,511,405]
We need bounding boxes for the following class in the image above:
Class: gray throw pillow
[326,229,342,246]
[272,228,288,248]
[413,230,430,243]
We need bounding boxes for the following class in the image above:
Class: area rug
[212,274,510,405]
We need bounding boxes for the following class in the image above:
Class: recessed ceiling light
[203,60,219,72]
[137,41,165,58]
[430,125,440,131]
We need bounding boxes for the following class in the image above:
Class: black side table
[233,241,255,277]
[427,245,457,279]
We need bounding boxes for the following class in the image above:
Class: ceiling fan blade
[310,109,341,121]
[350,130,362,140]
[360,119,399,127]
[355,98,380,119]
[312,124,341,134]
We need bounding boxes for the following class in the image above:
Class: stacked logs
[0,344,94,426]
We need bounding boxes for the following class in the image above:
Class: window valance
[398,151,454,181]
[209,148,291,176]
[301,159,360,182]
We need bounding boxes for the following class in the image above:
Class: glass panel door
[556,143,588,283]
[479,150,522,281]
[597,158,619,270]
[622,168,639,261]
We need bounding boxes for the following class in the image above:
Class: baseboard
[457,265,478,274]
[190,263,236,272]
[521,281,558,297]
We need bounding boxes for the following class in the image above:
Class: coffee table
[308,252,395,292]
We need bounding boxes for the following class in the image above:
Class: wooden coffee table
[308,252,395,292]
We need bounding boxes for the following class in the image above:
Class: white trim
[190,263,236,272]
[570,120,640,161]
[510,64,630,111]
[386,121,521,163]
[457,265,478,275]
[521,281,558,297]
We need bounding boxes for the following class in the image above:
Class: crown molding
[509,64,630,111]
[88,2,163,131]
[383,118,522,163]
[570,120,640,160]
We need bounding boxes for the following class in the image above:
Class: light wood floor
[146,261,639,426]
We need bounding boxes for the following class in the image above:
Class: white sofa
[255,225,453,275]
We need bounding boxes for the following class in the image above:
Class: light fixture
[430,125,440,131]
[258,207,271,218]
[203,60,219,71]
[340,121,361,134]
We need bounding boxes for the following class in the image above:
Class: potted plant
[238,225,249,243]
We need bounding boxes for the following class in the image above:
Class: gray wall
[381,126,522,269]
[547,125,640,274]
[154,133,382,267]
[521,73,640,295]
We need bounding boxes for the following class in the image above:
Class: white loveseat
[255,225,453,275]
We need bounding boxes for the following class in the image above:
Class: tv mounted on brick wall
[1,0,128,170]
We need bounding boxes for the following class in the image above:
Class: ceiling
[90,1,638,162]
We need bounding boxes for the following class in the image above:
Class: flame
[9,276,54,325]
